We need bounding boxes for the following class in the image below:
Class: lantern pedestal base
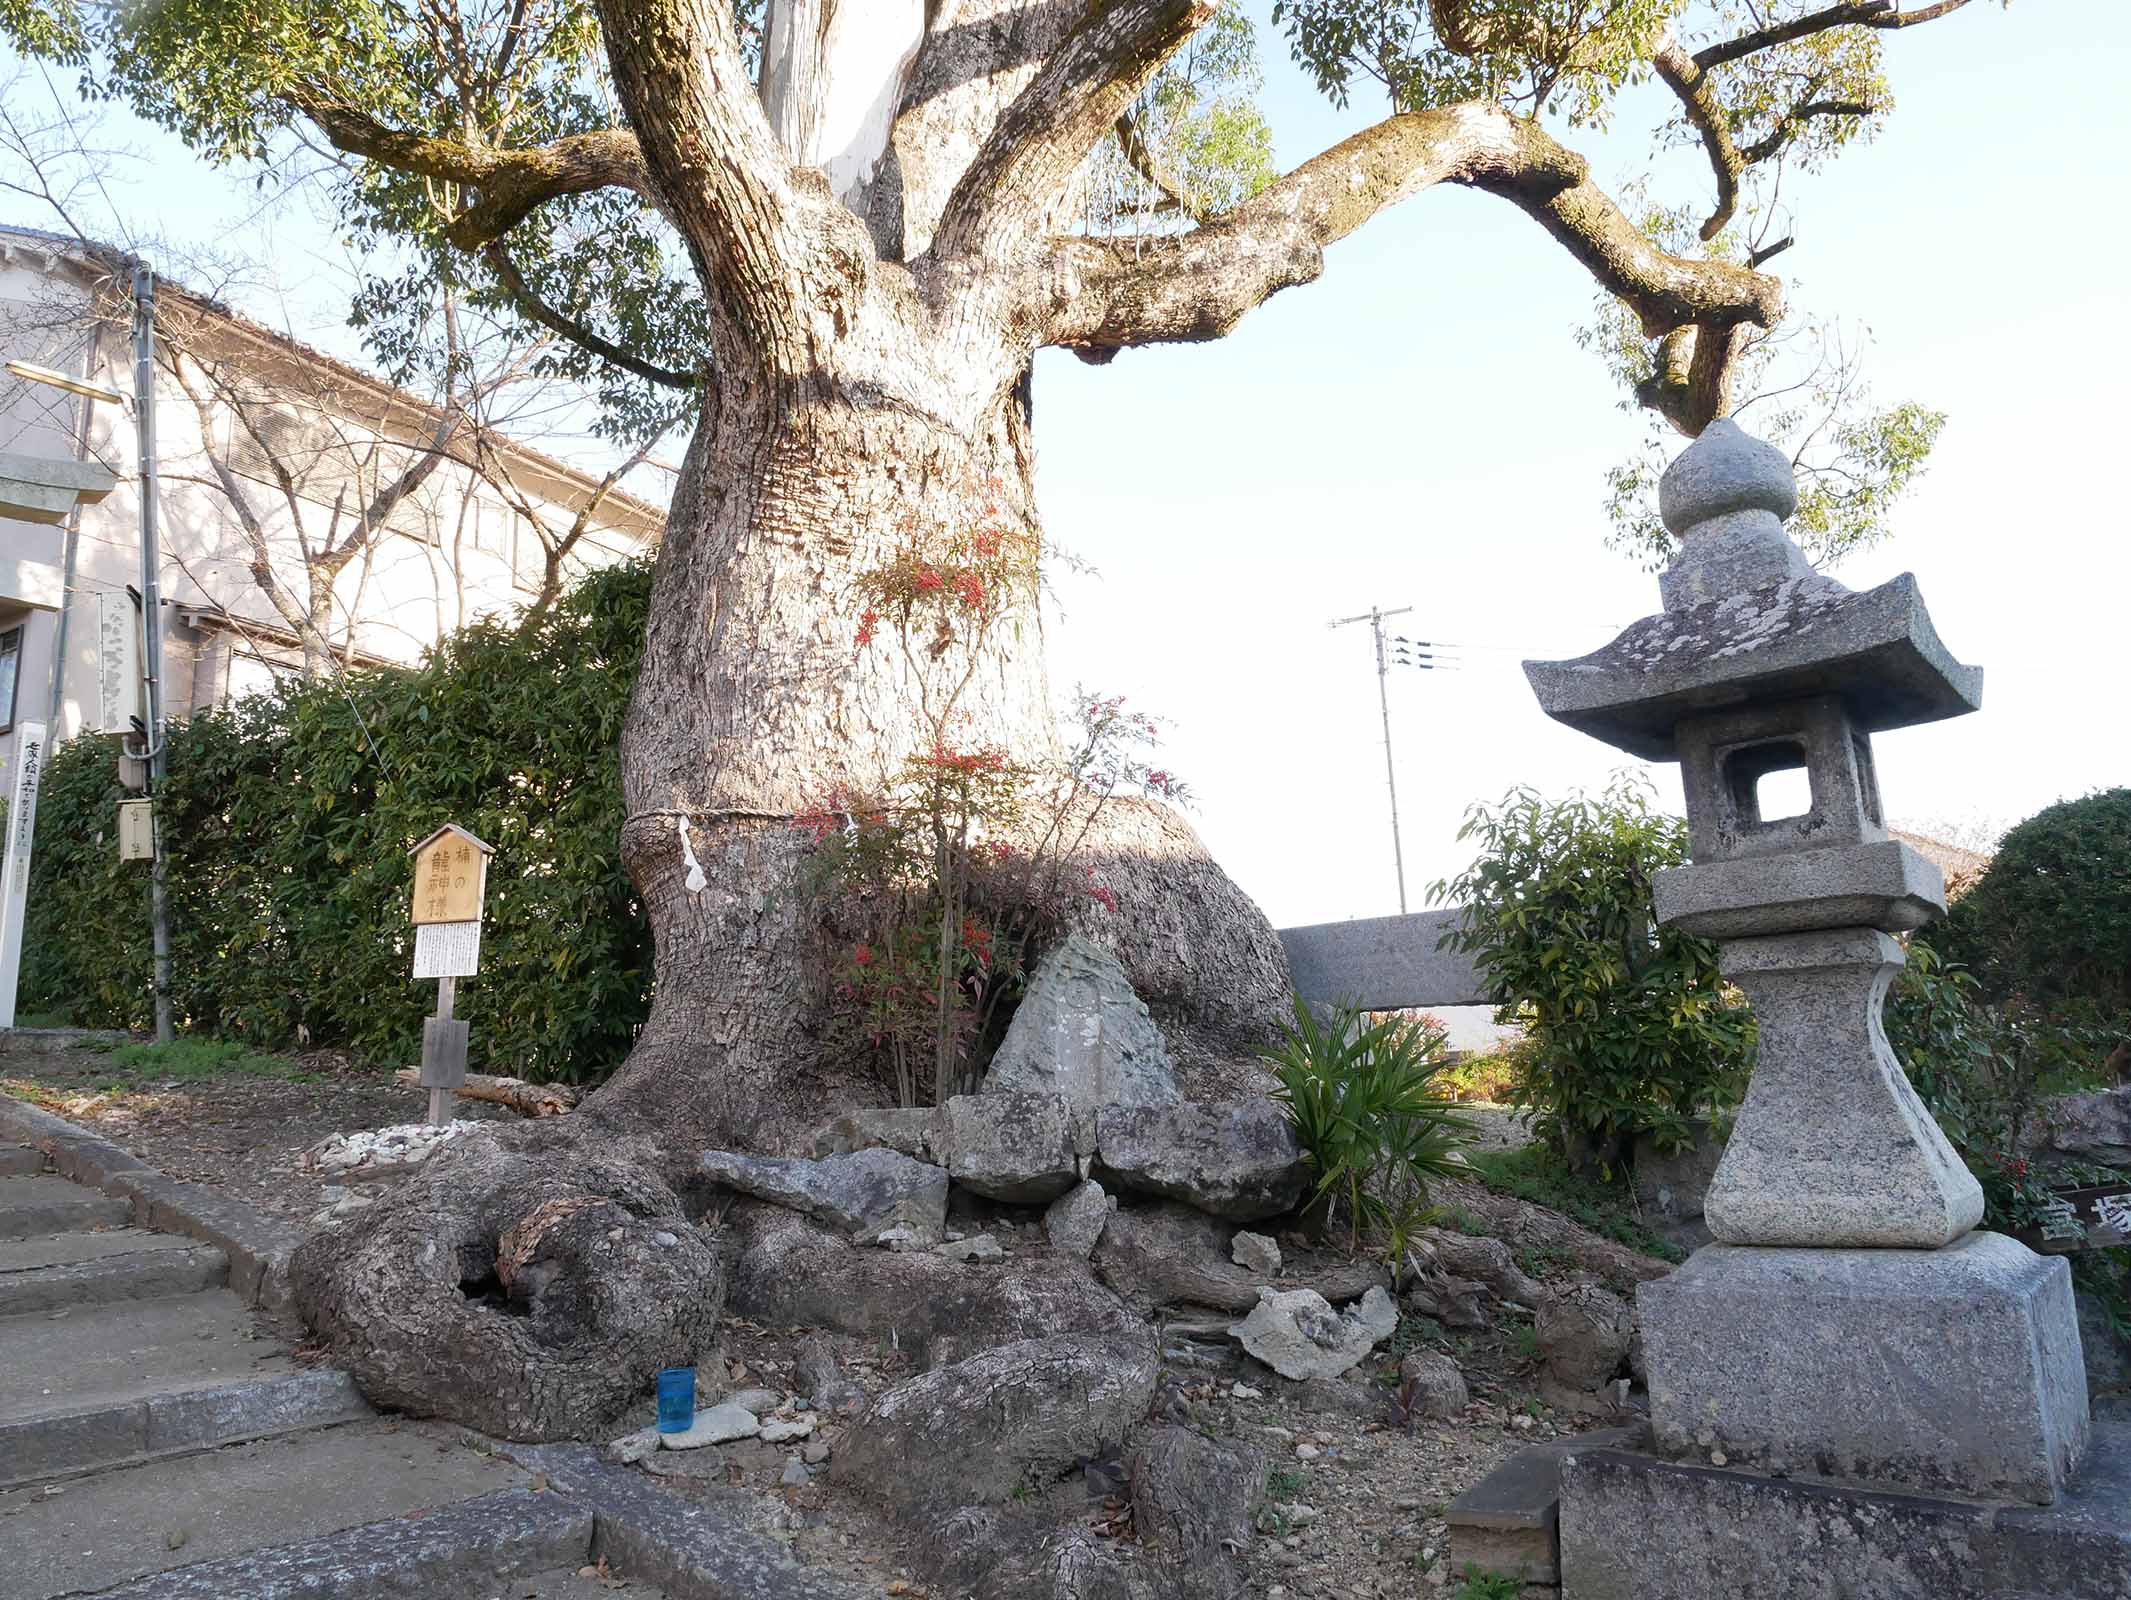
[1557,1412,2131,1600]
[1638,1233,2089,1506]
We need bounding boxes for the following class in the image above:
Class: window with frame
[0,623,22,736]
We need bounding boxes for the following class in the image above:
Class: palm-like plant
[1263,997,1476,1252]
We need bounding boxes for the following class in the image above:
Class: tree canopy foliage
[6,0,702,443]
[1271,0,1971,565]
[0,0,1988,511]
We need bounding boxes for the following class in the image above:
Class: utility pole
[128,265,173,1044]
[1330,604,1414,914]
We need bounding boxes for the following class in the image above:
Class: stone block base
[1640,1233,2089,1502]
[1443,1427,1646,1584]
[1556,1416,2131,1600]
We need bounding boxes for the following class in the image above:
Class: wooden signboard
[407,824,494,1124]
[2017,1182,2131,1255]
[412,920,482,979]
[411,824,490,925]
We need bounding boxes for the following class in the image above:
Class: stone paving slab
[0,1367,372,1488]
[2,1420,552,1598]
[514,1444,877,1600]
[0,1238,227,1317]
[434,1566,673,1599]
[0,1173,133,1239]
[1,1144,47,1177]
[1444,1425,1646,1585]
[0,1289,294,1423]
[0,1224,206,1272]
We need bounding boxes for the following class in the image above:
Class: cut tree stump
[394,1069,576,1118]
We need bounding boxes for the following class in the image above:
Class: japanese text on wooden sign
[412,832,487,925]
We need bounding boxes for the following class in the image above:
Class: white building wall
[0,235,661,799]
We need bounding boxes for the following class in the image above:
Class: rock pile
[306,1120,485,1182]
[682,937,1444,1597]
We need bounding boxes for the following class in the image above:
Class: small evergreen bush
[1431,778,1757,1174]
[1263,997,1474,1252]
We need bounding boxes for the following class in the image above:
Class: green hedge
[22,560,654,1084]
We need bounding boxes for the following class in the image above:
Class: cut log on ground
[396,1068,576,1118]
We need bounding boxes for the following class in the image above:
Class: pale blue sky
[9,3,2126,929]
[1039,0,2131,924]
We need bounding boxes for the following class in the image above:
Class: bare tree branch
[288,93,648,250]
[1112,111,1194,219]
[1739,100,1876,165]
[476,422,668,611]
[1653,36,1745,241]
[483,241,699,388]
[165,353,325,649]
[934,0,1218,260]
[1749,233,1796,268]
[1694,0,1973,72]
[1041,103,1781,432]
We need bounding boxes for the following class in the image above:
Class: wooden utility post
[409,824,492,1125]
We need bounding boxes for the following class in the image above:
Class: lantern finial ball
[1659,417,1799,540]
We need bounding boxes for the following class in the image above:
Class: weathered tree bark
[288,1128,721,1439]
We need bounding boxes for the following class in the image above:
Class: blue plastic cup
[656,1366,696,1433]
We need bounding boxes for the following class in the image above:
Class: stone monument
[1525,421,2123,1597]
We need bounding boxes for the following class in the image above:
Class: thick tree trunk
[292,354,1292,1437]
[292,2,1298,1439]
[591,354,1290,1150]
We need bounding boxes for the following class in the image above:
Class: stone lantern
[1523,421,2108,1596]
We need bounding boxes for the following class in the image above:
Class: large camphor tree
[4,0,1985,1433]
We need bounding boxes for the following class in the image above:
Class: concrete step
[1444,1424,1646,1585]
[0,1173,133,1240]
[0,1229,227,1316]
[0,1364,373,1489]
[0,1288,291,1423]
[1,1143,47,1177]
[0,1288,371,1487]
[0,1419,570,1599]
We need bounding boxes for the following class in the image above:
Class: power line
[1387,636,1463,671]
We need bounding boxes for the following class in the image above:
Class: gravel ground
[1451,1104,1534,1156]
[605,1302,1613,1600]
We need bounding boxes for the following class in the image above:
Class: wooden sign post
[409,824,493,1125]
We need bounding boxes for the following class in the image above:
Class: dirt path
[0,1034,513,1225]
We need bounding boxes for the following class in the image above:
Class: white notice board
[413,920,482,979]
